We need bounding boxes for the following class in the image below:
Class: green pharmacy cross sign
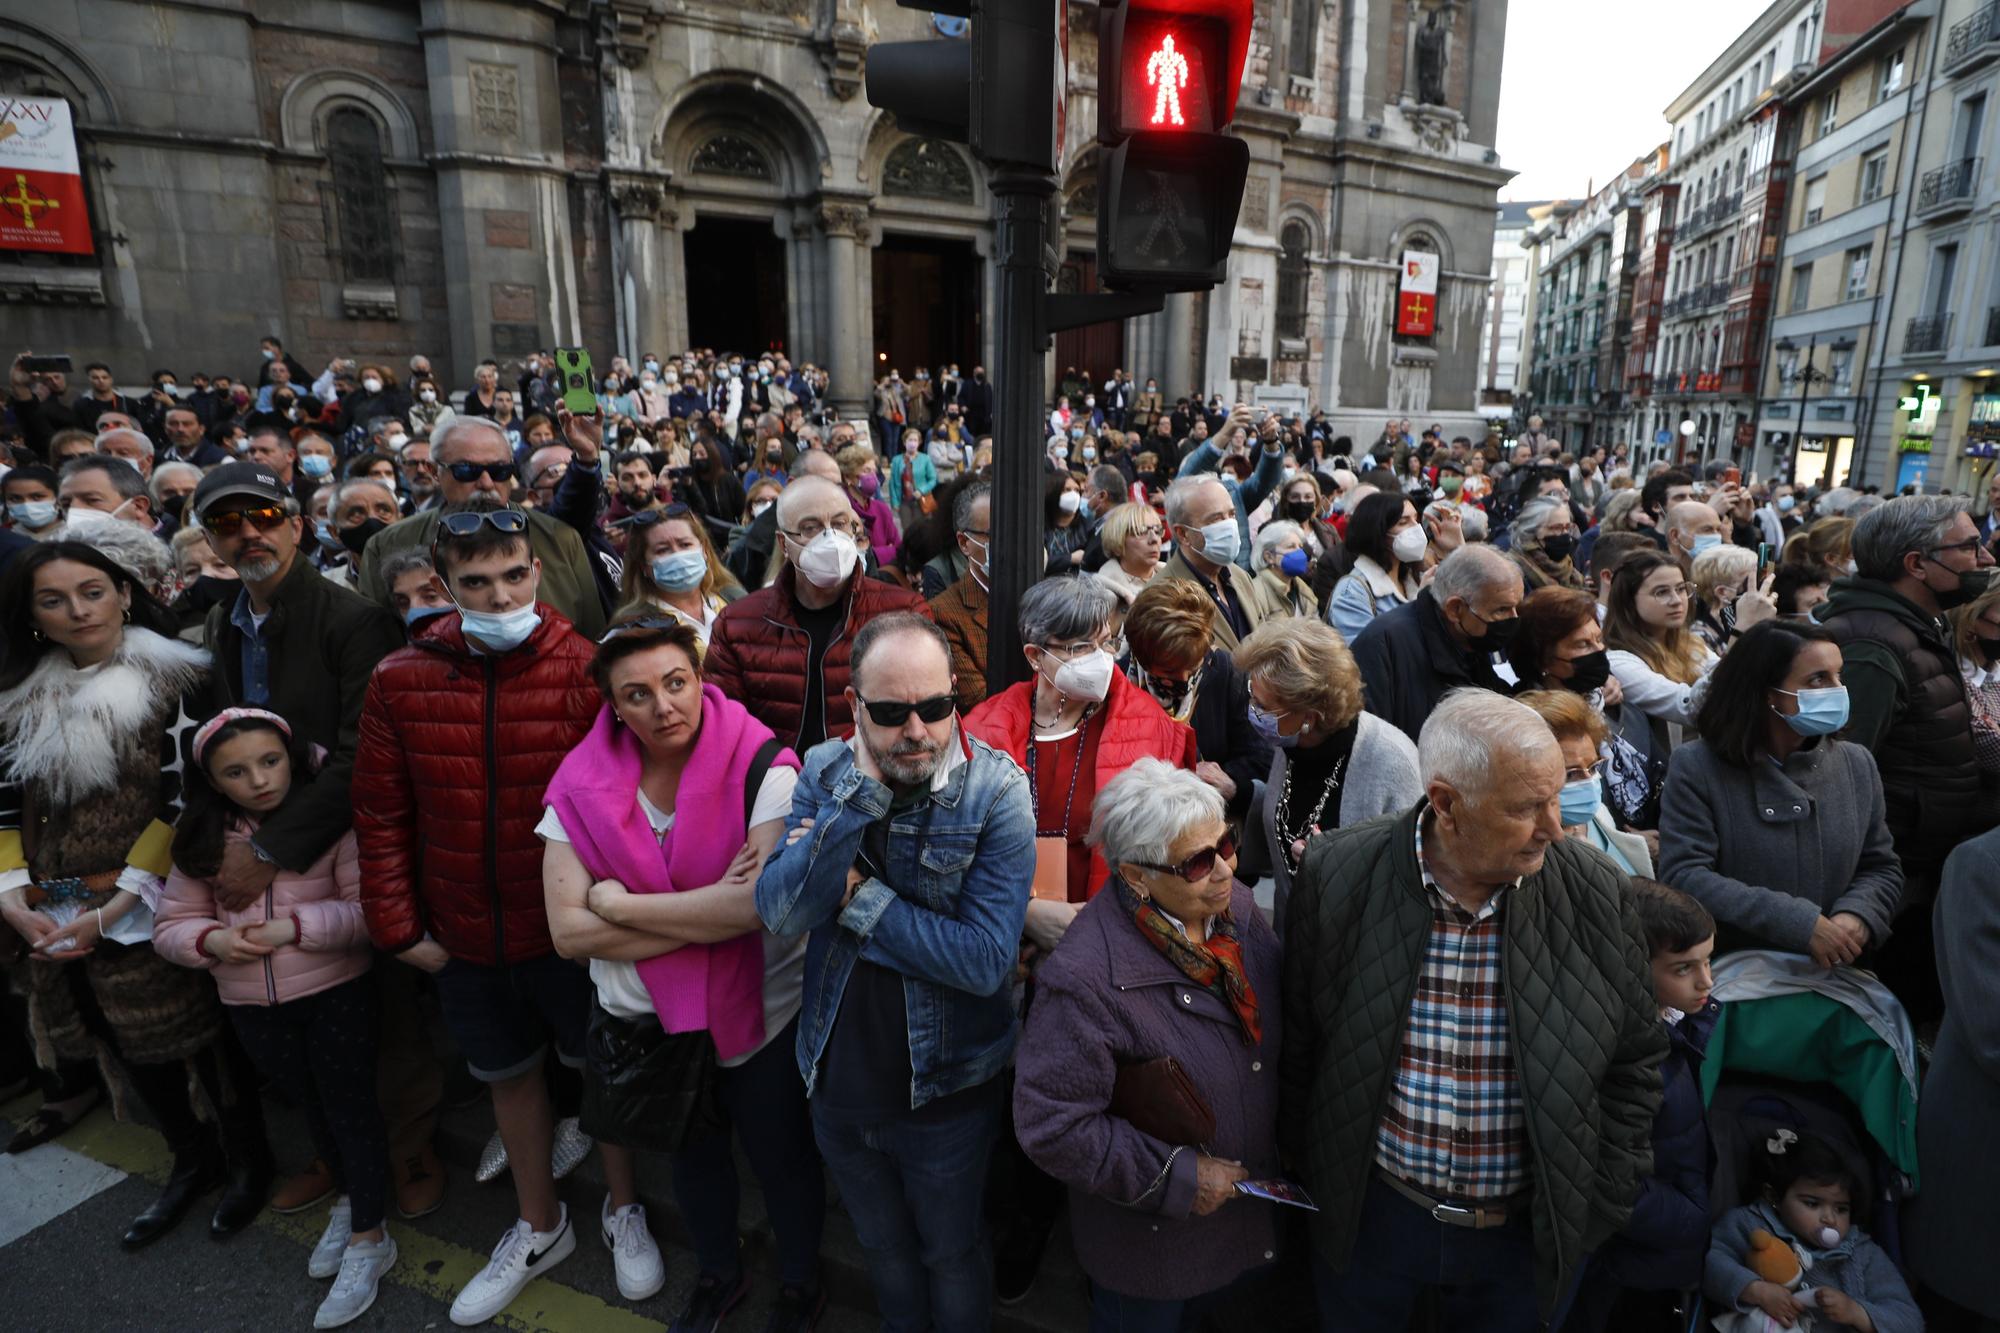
[1898,383,1935,414]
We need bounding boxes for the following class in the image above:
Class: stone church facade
[6,0,1508,439]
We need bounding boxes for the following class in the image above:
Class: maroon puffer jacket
[353,607,599,965]
[703,566,931,749]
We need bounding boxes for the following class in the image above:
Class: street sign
[1654,429,1673,445]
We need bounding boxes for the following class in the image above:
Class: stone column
[820,200,873,412]
[607,174,671,357]
[1164,292,1196,397]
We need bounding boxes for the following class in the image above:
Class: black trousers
[227,974,388,1233]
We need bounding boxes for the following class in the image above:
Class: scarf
[1115,877,1261,1045]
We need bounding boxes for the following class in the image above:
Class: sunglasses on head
[445,460,517,483]
[1135,831,1238,884]
[437,509,530,537]
[202,505,291,537]
[614,503,694,530]
[856,693,958,728]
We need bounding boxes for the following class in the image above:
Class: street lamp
[1678,417,1696,464]
[1775,334,1852,486]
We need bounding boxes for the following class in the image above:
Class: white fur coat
[0,627,209,803]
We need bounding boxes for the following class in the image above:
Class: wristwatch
[248,841,277,865]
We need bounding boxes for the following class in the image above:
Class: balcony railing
[1916,158,1981,217]
[1905,313,1952,356]
[1985,305,2000,347]
[1946,1,2000,74]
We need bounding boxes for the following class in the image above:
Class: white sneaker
[600,1197,666,1302]
[552,1117,594,1181]
[308,1198,353,1279]
[449,1207,575,1327]
[314,1235,398,1328]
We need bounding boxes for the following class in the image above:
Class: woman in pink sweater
[155,708,393,1329]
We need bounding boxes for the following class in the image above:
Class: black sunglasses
[612,503,694,530]
[445,460,518,484]
[855,693,958,728]
[437,509,530,537]
[1135,831,1238,884]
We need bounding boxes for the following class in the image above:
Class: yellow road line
[3,1092,666,1333]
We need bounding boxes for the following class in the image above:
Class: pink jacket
[155,824,371,1006]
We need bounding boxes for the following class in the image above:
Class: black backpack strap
[743,736,786,828]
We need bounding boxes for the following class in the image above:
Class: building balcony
[1946,1,2000,76]
[1904,313,1952,357]
[1916,158,1980,219]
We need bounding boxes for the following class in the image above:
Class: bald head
[775,473,848,531]
[790,448,841,487]
[1666,501,1723,564]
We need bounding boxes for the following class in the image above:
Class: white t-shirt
[536,768,803,1067]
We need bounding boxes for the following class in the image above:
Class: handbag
[578,1001,725,1154]
[1110,1055,1216,1147]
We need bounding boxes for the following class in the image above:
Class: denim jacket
[755,727,1034,1110]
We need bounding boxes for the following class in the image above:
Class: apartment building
[1483,200,1548,413]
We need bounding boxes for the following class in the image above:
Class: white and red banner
[0,95,93,256]
[1396,248,1439,338]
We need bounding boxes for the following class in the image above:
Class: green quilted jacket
[1279,803,1666,1316]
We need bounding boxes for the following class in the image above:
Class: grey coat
[1251,711,1423,932]
[1656,738,1902,955]
[1907,828,2000,1318]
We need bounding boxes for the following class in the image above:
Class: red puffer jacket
[703,566,931,750]
[353,607,600,965]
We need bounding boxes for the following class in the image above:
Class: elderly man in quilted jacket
[1280,688,1665,1331]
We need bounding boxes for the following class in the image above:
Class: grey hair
[1252,519,1304,570]
[1088,756,1225,870]
[1019,574,1116,646]
[1509,495,1566,550]
[1429,543,1517,607]
[432,415,511,463]
[1818,486,1859,516]
[1459,506,1489,541]
[952,481,991,532]
[378,547,437,586]
[1848,494,1884,520]
[1087,465,1130,504]
[1416,688,1559,797]
[849,611,952,696]
[1164,474,1226,529]
[148,461,201,504]
[60,454,146,501]
[333,477,399,511]
[1851,493,1966,581]
[94,427,154,459]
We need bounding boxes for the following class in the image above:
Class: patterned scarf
[1116,878,1262,1046]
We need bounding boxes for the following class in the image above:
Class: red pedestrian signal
[1100,0,1251,142]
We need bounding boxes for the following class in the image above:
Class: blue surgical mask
[404,604,449,630]
[299,453,333,478]
[1279,547,1311,578]
[314,520,337,548]
[457,602,541,652]
[1248,702,1308,749]
[650,548,708,592]
[1193,517,1240,566]
[1559,774,1602,826]
[1777,495,1795,513]
[9,500,57,530]
[1774,685,1849,737]
[1689,532,1723,557]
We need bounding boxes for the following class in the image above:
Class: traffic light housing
[1096,0,1252,292]
[864,0,1060,173]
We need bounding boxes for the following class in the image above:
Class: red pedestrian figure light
[1146,33,1190,127]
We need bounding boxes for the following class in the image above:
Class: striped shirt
[1372,815,1529,1201]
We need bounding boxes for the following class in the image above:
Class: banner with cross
[0,94,93,256]
[1396,248,1439,338]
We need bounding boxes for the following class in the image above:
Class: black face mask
[1464,610,1519,653]
[1540,532,1579,565]
[1284,499,1318,524]
[1979,634,2000,661]
[1561,648,1611,695]
[1934,565,1993,611]
[179,573,239,613]
[339,516,390,556]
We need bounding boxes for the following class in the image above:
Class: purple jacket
[1014,881,1282,1301]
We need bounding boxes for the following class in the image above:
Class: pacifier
[1817,1226,1841,1248]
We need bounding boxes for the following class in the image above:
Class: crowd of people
[0,341,1995,1333]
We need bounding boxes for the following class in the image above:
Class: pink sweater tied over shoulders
[544,685,798,1062]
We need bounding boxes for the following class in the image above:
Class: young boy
[1563,878,1720,1332]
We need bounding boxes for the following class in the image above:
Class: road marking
[3,1092,667,1333]
[0,1135,128,1247]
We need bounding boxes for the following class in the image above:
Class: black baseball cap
[192,463,290,518]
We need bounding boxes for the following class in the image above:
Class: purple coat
[1014,881,1282,1301]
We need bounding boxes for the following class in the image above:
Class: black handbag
[578,1001,725,1154]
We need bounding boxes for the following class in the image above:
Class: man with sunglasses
[756,612,1034,1332]
[1818,494,1998,1023]
[354,417,608,640]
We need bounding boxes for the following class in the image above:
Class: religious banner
[1396,248,1439,337]
[0,95,93,256]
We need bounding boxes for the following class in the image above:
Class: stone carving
[693,133,773,179]
[882,138,974,201]
[819,20,867,101]
[820,202,870,237]
[1414,8,1448,106]
[600,0,662,70]
[1241,174,1271,231]
[1399,102,1465,155]
[470,63,520,139]
[607,174,667,221]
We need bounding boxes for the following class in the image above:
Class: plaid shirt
[1372,815,1530,1201]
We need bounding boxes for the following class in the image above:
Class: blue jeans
[1312,1176,1540,1333]
[811,1082,1003,1333]
[670,1020,825,1290]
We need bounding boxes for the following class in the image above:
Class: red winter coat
[965,667,1198,893]
[703,566,931,750]
[352,607,600,965]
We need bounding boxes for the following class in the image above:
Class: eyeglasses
[1039,637,1110,661]
[1135,831,1238,883]
[445,460,518,484]
[855,693,958,727]
[1644,582,1694,603]
[1929,537,1984,558]
[202,505,291,537]
[780,514,867,543]
[438,509,530,537]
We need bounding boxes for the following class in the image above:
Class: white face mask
[386,433,409,452]
[1392,526,1429,565]
[1043,647,1114,703]
[795,529,860,588]
[362,377,383,394]
[419,390,437,404]
[1059,490,1083,514]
